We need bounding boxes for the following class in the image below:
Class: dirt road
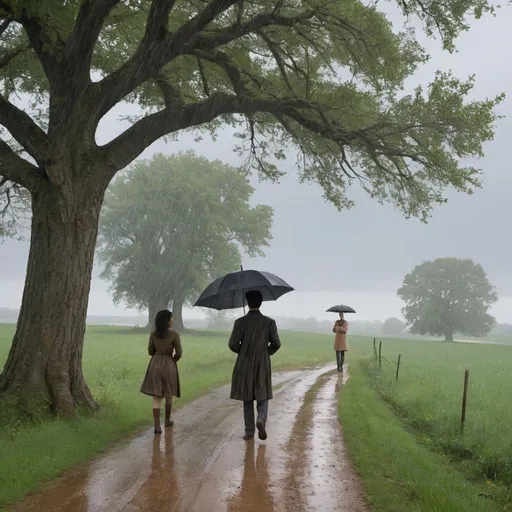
[11,366,368,512]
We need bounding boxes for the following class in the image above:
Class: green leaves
[397,257,498,339]
[0,0,505,223]
[97,152,273,311]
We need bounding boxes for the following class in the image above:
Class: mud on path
[11,366,368,512]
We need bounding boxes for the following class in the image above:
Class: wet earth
[11,366,368,512]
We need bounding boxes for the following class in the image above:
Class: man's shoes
[256,418,267,440]
[243,433,254,440]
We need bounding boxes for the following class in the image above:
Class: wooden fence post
[396,355,402,380]
[378,341,382,368]
[373,338,377,361]
[461,369,470,434]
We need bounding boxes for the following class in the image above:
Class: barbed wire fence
[371,338,469,432]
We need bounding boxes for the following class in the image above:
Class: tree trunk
[444,329,454,342]
[172,297,185,331]
[0,180,104,415]
[146,296,172,330]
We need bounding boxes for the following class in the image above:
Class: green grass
[340,358,502,512]
[341,337,512,511]
[0,323,339,508]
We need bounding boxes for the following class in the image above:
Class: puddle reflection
[228,443,274,512]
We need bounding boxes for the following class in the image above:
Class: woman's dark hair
[154,309,173,338]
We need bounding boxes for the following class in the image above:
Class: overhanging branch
[194,9,318,51]
[99,94,312,172]
[0,95,48,164]
[0,139,44,191]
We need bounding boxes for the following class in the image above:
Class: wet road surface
[11,366,368,512]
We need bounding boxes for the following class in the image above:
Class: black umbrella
[194,268,294,311]
[326,305,356,313]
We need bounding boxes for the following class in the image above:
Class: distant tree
[382,317,405,335]
[398,258,498,342]
[204,310,236,330]
[98,153,273,330]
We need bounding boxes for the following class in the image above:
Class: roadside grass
[341,337,512,511]
[0,323,345,507]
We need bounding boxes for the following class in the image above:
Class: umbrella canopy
[194,269,294,311]
[326,304,356,313]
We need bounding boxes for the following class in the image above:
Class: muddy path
[11,366,368,512]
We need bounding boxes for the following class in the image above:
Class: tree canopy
[0,0,504,223]
[382,317,405,335]
[397,257,498,341]
[98,152,273,329]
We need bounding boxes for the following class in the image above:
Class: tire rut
[10,366,367,512]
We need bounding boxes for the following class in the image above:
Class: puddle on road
[11,368,340,512]
[306,372,367,511]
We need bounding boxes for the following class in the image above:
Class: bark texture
[0,176,105,415]
[172,297,185,331]
[146,296,172,331]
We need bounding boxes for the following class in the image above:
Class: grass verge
[340,358,502,512]
[0,324,356,508]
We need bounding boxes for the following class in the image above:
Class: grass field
[341,336,512,511]
[4,324,512,511]
[0,323,337,507]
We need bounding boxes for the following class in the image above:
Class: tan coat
[140,331,182,398]
[228,310,281,401]
[333,320,348,351]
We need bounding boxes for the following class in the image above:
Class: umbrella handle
[241,265,246,315]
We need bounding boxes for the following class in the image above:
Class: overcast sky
[1,6,512,323]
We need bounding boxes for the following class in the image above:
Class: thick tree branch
[99,94,313,172]
[92,0,240,121]
[194,9,318,51]
[0,2,62,82]
[145,0,177,39]
[67,0,121,83]
[155,72,184,108]
[0,95,48,164]
[0,139,44,191]
[172,0,240,43]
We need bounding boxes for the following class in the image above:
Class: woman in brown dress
[140,309,182,434]
[333,312,348,373]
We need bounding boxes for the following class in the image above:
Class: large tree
[98,152,273,331]
[0,1,504,414]
[397,257,498,342]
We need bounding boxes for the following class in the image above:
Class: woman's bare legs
[152,396,163,434]
[165,397,174,427]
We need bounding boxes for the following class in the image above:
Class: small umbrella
[326,305,356,313]
[194,267,294,312]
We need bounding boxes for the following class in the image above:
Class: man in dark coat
[228,290,281,440]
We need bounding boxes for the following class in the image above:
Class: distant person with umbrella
[327,305,355,372]
[333,313,349,372]
[228,290,281,441]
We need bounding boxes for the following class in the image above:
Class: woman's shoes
[165,405,174,427]
[153,408,162,434]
